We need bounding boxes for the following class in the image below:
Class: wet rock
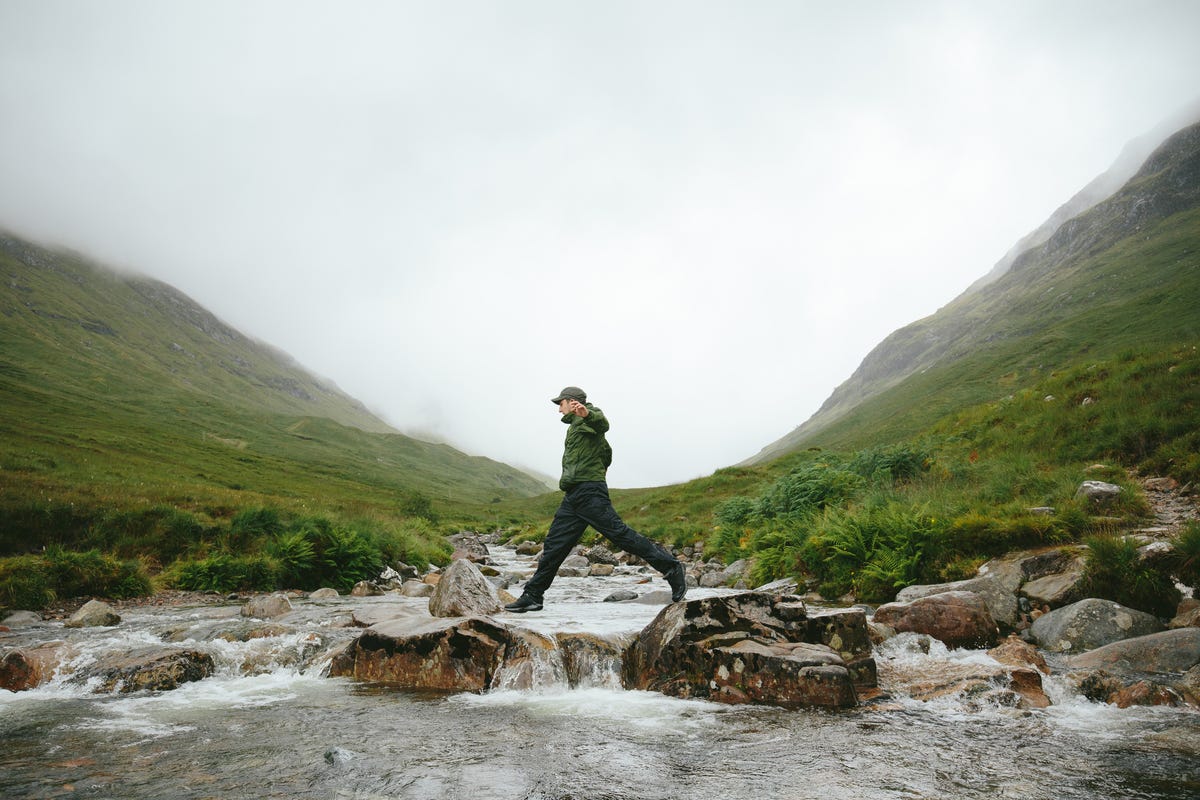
[897,575,1019,630]
[583,544,620,565]
[808,608,875,687]
[589,564,615,577]
[556,632,628,688]
[0,641,74,691]
[623,593,863,709]
[988,635,1050,674]
[754,577,800,593]
[2,610,45,628]
[330,616,509,692]
[350,581,385,597]
[241,593,294,619]
[427,558,503,618]
[603,589,639,602]
[489,627,564,691]
[557,567,589,578]
[1110,680,1186,708]
[1076,480,1122,502]
[400,579,434,598]
[867,621,896,645]
[448,532,489,562]
[85,646,215,693]
[309,588,339,600]
[351,605,421,628]
[1030,598,1163,653]
[562,555,590,571]
[873,591,1000,649]
[1069,627,1200,673]
[515,540,542,556]
[64,599,121,628]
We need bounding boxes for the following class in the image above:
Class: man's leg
[569,483,679,575]
[519,495,589,602]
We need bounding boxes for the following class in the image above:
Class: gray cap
[551,386,587,405]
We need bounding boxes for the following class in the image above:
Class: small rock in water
[309,588,339,600]
[64,600,121,628]
[603,590,638,602]
[241,594,294,619]
[324,747,356,765]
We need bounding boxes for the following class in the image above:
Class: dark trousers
[522,481,679,600]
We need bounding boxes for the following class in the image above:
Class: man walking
[505,386,688,612]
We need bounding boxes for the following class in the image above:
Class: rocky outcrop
[1070,627,1200,674]
[623,593,869,709]
[1020,568,1086,609]
[64,599,121,628]
[1030,598,1163,653]
[427,558,503,617]
[873,591,999,649]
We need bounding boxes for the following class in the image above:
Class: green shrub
[1080,533,1180,617]
[226,507,284,551]
[43,547,152,599]
[1167,522,1200,592]
[171,554,280,593]
[850,445,932,484]
[715,496,758,528]
[757,463,863,520]
[0,555,53,611]
[88,506,207,563]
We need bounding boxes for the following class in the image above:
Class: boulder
[1030,598,1163,653]
[583,545,620,565]
[1076,480,1122,502]
[877,635,1049,709]
[1020,569,1085,608]
[64,599,121,628]
[350,581,384,597]
[1169,599,1200,629]
[808,608,876,687]
[2,610,45,628]
[427,558,503,618]
[988,635,1049,674]
[556,632,628,689]
[623,592,864,709]
[562,555,589,571]
[754,577,800,594]
[0,641,74,691]
[897,576,1019,630]
[84,647,215,693]
[351,604,421,628]
[873,591,999,649]
[400,579,435,598]
[1070,627,1200,674]
[241,593,294,619]
[309,588,339,600]
[329,616,510,692]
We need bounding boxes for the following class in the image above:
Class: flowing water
[3,547,1198,800]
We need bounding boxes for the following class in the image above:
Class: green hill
[0,235,545,552]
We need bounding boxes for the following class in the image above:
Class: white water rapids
[2,545,1198,799]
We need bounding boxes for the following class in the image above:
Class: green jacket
[559,403,613,490]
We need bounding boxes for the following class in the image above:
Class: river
[2,546,1198,799]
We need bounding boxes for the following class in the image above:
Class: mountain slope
[0,235,547,522]
[747,119,1200,463]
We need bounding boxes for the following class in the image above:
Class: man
[505,386,688,612]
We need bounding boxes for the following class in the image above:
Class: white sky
[2,1,1199,488]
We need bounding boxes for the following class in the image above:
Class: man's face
[558,398,577,415]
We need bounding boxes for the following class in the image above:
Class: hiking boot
[504,595,543,613]
[665,563,688,603]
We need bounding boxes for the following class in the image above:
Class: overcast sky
[2,1,1199,488]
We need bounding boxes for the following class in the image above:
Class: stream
[2,546,1198,799]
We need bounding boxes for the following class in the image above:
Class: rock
[754,577,799,593]
[1028,507,1055,516]
[428,558,503,618]
[1070,627,1200,674]
[873,591,999,649]
[623,592,865,709]
[877,635,1049,709]
[241,593,294,619]
[84,647,215,693]
[422,573,441,586]
[1030,598,1164,653]
[583,545,620,565]
[897,576,1019,630]
[699,571,729,588]
[64,600,121,628]
[1110,680,1186,708]
[808,608,876,687]
[350,581,384,597]
[1020,569,1085,608]
[2,610,44,627]
[447,532,490,561]
[587,564,615,577]
[867,621,896,645]
[309,588,339,600]
[400,579,435,598]
[1170,600,1200,629]
[603,589,639,602]
[375,566,406,590]
[1076,480,1122,502]
[556,632,628,688]
[988,634,1050,675]
[557,567,589,578]
[562,555,590,571]
[1143,476,1180,492]
[515,541,542,556]
[0,641,74,691]
[351,605,421,628]
[330,616,510,692]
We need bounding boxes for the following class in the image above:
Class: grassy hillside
[0,234,548,608]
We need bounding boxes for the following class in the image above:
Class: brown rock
[556,632,628,688]
[0,641,74,691]
[1111,680,1185,708]
[1070,627,1200,673]
[64,599,121,628]
[873,591,999,649]
[589,564,616,577]
[86,647,215,693]
[427,558,503,618]
[241,593,294,618]
[350,581,384,597]
[988,635,1050,674]
[1169,601,1200,629]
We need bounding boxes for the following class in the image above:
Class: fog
[2,1,1199,487]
